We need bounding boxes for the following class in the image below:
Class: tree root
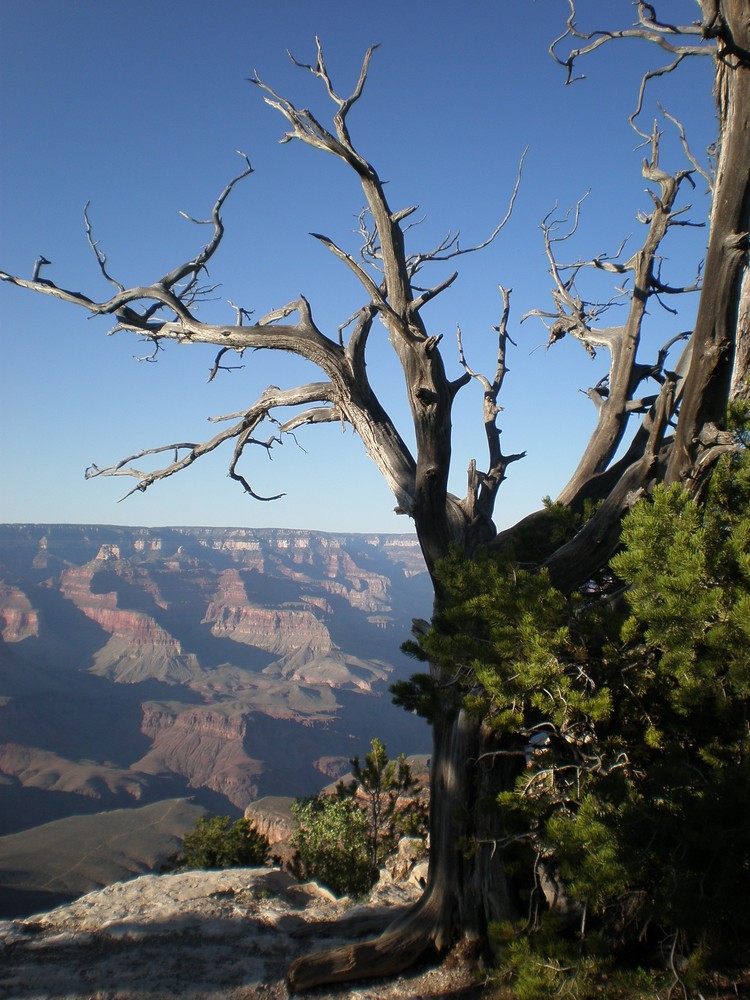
[287,892,448,993]
[288,904,409,940]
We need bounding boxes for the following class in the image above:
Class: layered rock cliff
[0,583,38,643]
[136,704,263,808]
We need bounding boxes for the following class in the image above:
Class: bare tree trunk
[733,266,750,400]
[667,1,750,484]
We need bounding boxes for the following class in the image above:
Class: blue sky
[0,1,716,533]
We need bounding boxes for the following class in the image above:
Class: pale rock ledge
[0,858,481,999]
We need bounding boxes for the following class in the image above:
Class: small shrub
[345,737,427,869]
[289,739,427,897]
[174,815,271,870]
[290,795,373,897]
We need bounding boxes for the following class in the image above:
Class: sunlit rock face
[0,583,38,642]
[0,524,431,915]
[136,704,263,808]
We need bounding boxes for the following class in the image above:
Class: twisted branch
[85,382,337,501]
[550,0,711,135]
[457,286,525,541]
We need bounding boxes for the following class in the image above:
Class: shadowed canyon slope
[0,524,431,915]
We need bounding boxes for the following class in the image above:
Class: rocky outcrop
[201,568,392,692]
[195,530,402,613]
[268,649,390,692]
[317,577,390,612]
[0,844,471,1000]
[57,563,202,684]
[89,635,204,685]
[383,836,429,886]
[0,743,148,800]
[203,569,333,658]
[136,704,263,808]
[314,755,354,779]
[59,567,163,638]
[244,795,296,846]
[0,583,38,642]
[140,704,248,743]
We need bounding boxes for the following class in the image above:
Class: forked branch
[523,126,700,505]
[457,286,525,540]
[85,382,337,502]
[550,0,711,136]
[0,155,255,339]
[405,147,528,283]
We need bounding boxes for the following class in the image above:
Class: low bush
[290,795,373,897]
[168,814,271,870]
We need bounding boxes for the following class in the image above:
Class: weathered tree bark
[666,0,750,485]
[1,5,747,993]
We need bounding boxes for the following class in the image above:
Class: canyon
[0,524,432,917]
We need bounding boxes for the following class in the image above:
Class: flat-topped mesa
[204,603,334,658]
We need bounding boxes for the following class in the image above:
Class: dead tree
[1,2,748,990]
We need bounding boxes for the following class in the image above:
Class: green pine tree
[345,737,425,870]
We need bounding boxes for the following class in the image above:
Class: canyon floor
[0,865,489,1000]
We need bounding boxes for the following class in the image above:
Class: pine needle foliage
[290,739,425,898]
[290,795,373,898]
[176,815,271,870]
[399,442,750,986]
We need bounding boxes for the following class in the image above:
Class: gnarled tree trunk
[666,0,750,485]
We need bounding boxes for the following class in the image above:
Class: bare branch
[407,148,528,276]
[31,255,52,282]
[85,382,338,502]
[206,346,245,382]
[457,286,526,543]
[545,372,678,591]
[550,1,711,131]
[409,272,459,315]
[532,127,701,504]
[83,204,124,293]
[132,338,164,364]
[659,103,714,190]
[286,36,380,151]
[1,156,254,338]
[162,152,254,290]
[310,231,390,312]
[629,52,691,138]
[250,53,372,176]
[278,406,341,433]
